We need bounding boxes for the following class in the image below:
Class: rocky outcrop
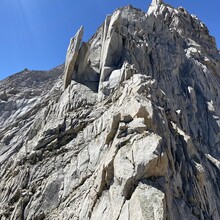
[1,0,220,219]
[0,66,63,166]
[147,0,163,16]
[63,26,84,89]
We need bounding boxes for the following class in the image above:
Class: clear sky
[0,0,219,80]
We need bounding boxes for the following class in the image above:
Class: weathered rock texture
[1,0,220,219]
[64,26,84,89]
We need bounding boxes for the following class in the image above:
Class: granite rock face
[1,0,220,219]
[63,26,84,90]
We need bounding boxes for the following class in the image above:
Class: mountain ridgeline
[1,0,220,219]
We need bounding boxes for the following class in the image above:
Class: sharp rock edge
[1,0,220,219]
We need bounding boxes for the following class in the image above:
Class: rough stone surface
[63,26,84,90]
[1,0,220,219]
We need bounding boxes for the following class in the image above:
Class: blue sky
[0,0,219,80]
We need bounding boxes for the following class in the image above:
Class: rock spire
[0,1,220,220]
[63,26,84,89]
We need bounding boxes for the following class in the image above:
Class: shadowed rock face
[1,0,220,219]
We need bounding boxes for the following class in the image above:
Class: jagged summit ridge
[147,0,163,16]
[0,1,220,220]
[63,1,219,96]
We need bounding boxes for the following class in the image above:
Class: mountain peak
[147,0,164,16]
[151,0,163,6]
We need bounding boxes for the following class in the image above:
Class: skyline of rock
[1,0,220,219]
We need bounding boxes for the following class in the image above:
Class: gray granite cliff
[1,0,220,219]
